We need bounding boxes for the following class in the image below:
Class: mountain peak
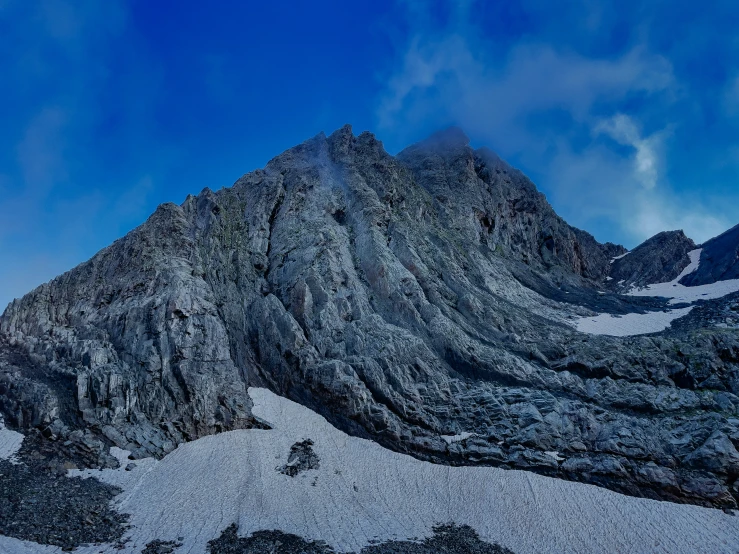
[3,123,739,527]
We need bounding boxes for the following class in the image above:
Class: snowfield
[574,307,693,337]
[575,248,739,336]
[627,249,739,305]
[2,388,739,554]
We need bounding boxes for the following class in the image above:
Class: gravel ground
[207,524,514,553]
[207,524,333,553]
[141,539,183,553]
[0,433,128,551]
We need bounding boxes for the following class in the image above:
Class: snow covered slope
[2,388,738,554]
[575,249,739,336]
[628,249,739,304]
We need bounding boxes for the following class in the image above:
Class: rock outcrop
[608,230,696,289]
[681,223,739,286]
[1,126,738,510]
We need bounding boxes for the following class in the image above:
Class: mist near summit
[376,0,739,248]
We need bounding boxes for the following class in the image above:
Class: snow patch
[0,418,24,461]
[544,451,564,462]
[576,249,739,336]
[627,249,739,304]
[440,432,474,445]
[574,307,693,337]
[610,251,630,263]
[2,388,737,554]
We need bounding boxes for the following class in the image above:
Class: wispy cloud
[594,114,663,190]
[378,37,673,151]
[377,0,735,247]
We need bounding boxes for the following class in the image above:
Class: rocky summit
[1,126,739,548]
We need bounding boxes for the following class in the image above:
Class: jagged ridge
[1,126,738,510]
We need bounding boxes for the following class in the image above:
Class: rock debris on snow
[2,388,737,554]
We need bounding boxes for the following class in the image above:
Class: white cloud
[594,114,662,190]
[544,139,729,245]
[630,190,729,244]
[377,32,674,152]
[376,1,735,247]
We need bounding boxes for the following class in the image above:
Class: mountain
[680,222,739,286]
[1,126,739,551]
[608,230,696,289]
[4,387,738,554]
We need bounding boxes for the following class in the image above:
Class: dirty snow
[0,418,23,461]
[575,249,739,336]
[2,388,739,554]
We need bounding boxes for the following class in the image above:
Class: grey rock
[206,523,515,554]
[681,222,739,285]
[0,125,738,512]
[142,539,183,554]
[396,128,625,281]
[608,230,696,288]
[683,431,739,474]
[279,439,320,477]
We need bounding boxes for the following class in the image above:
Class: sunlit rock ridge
[2,124,739,522]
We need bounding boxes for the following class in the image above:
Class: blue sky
[1,0,738,309]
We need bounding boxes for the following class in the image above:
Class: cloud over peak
[594,113,663,190]
[376,0,738,247]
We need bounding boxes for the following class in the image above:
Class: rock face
[609,230,696,288]
[1,126,739,510]
[397,128,626,281]
[681,223,739,286]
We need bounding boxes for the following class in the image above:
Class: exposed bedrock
[1,126,739,508]
[681,223,739,286]
[608,230,697,289]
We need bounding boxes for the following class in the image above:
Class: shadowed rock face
[1,126,739,509]
[681,223,739,286]
[609,230,697,289]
